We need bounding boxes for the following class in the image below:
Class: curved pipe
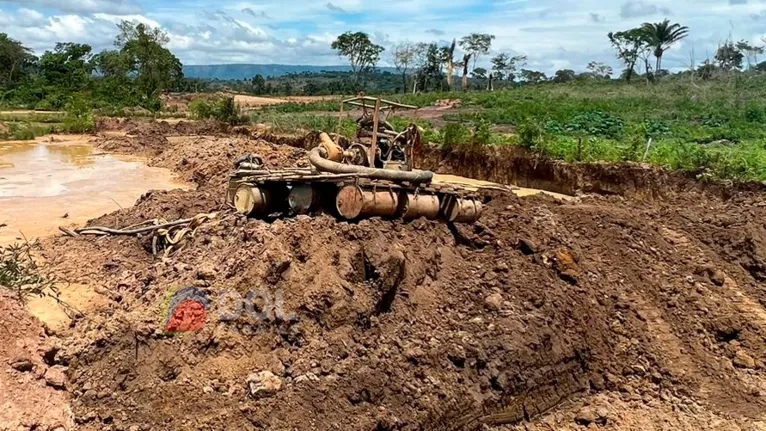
[309,147,433,184]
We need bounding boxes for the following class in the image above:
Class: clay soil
[2,120,766,430]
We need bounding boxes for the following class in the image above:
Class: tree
[459,33,495,73]
[471,67,487,79]
[587,61,614,79]
[755,61,766,73]
[608,28,650,82]
[459,53,472,90]
[392,42,415,93]
[252,74,266,94]
[115,21,183,101]
[735,40,764,69]
[0,33,35,89]
[331,31,384,90]
[552,69,576,83]
[441,39,456,89]
[39,43,93,93]
[491,53,527,82]
[641,19,689,75]
[520,69,547,84]
[715,41,744,71]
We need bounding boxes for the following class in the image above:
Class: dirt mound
[0,292,74,430]
[95,117,226,136]
[11,125,766,430]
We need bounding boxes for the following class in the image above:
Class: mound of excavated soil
[0,292,74,430]
[7,121,766,430]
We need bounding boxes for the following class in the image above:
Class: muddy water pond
[0,135,186,245]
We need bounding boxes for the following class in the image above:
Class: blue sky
[0,0,764,73]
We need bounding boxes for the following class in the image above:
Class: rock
[484,293,503,311]
[494,262,510,273]
[710,270,726,286]
[246,371,283,398]
[9,355,34,372]
[517,238,539,255]
[575,405,608,426]
[574,406,597,426]
[203,386,214,394]
[733,350,756,369]
[196,263,217,280]
[44,366,67,390]
[294,372,320,384]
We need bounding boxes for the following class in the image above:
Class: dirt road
[1,121,765,430]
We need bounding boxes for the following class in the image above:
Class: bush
[744,104,765,123]
[63,94,95,133]
[566,111,624,139]
[440,123,470,150]
[471,119,494,146]
[190,96,248,125]
[518,121,543,149]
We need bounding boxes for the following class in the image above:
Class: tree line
[327,20,766,94]
[0,21,186,111]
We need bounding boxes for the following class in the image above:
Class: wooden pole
[369,98,381,168]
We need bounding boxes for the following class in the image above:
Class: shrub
[63,94,95,133]
[190,96,248,125]
[518,120,543,149]
[744,104,765,123]
[471,119,493,146]
[440,123,471,150]
[566,111,624,139]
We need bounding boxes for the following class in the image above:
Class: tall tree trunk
[488,73,494,91]
[462,62,469,90]
[401,72,407,94]
[655,56,661,78]
[446,60,454,89]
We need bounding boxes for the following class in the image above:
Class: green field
[252,76,766,182]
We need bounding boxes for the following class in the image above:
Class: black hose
[309,147,434,184]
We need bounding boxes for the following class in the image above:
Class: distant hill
[183,64,399,80]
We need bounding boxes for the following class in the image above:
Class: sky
[0,0,764,74]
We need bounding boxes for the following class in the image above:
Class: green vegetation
[189,96,248,125]
[0,21,184,113]
[0,241,58,302]
[250,76,766,182]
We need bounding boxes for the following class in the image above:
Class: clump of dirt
[9,122,766,430]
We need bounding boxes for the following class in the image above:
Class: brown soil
[0,291,74,430]
[3,121,766,430]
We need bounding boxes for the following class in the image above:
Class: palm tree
[641,19,689,75]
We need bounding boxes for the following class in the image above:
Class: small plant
[0,241,58,302]
[471,119,493,146]
[518,120,543,149]
[643,119,670,138]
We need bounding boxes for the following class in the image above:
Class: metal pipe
[309,147,434,184]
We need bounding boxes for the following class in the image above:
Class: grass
[243,75,766,182]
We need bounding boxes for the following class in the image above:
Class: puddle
[0,135,187,245]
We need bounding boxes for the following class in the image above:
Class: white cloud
[0,0,764,72]
[0,0,140,14]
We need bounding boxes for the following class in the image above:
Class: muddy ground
[2,120,766,430]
